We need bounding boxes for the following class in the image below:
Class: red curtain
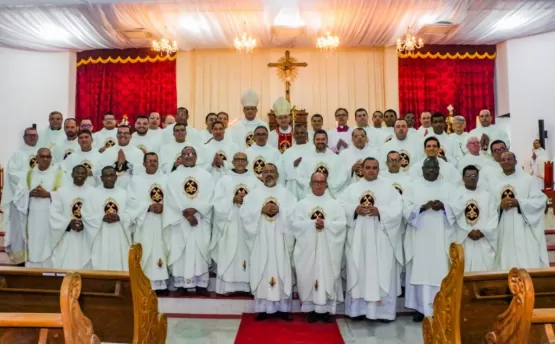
[398,45,496,130]
[75,48,177,130]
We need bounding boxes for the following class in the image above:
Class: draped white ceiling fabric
[0,0,554,52]
[176,48,397,129]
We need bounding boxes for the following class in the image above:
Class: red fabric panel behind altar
[398,45,496,131]
[75,48,177,130]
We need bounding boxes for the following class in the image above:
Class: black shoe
[412,312,424,323]
[307,312,318,323]
[255,313,267,321]
[379,319,393,324]
[350,315,366,321]
[278,312,293,321]
[196,287,210,296]
[176,287,188,296]
[155,289,169,297]
[320,313,333,323]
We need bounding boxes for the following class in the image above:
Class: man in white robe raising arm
[340,158,403,322]
[50,165,99,269]
[292,172,346,323]
[493,152,549,269]
[453,165,498,272]
[127,153,169,294]
[211,152,261,295]
[164,146,215,296]
[90,166,132,271]
[403,157,457,322]
[240,163,295,321]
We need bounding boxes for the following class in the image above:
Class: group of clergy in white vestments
[1,89,549,324]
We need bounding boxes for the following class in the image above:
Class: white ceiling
[0,0,554,52]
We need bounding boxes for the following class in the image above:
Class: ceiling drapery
[0,1,555,51]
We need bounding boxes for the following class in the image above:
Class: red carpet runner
[234,314,345,344]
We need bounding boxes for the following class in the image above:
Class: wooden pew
[0,243,166,344]
[423,243,555,344]
[0,271,100,343]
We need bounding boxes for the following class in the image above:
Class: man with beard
[211,152,261,295]
[52,118,79,163]
[340,128,380,186]
[416,111,432,136]
[327,108,353,153]
[292,172,346,322]
[381,119,423,173]
[450,115,468,156]
[403,157,457,321]
[268,98,293,153]
[164,146,215,296]
[50,165,98,269]
[96,125,145,188]
[94,112,118,152]
[217,112,229,129]
[245,126,282,182]
[204,121,239,181]
[12,148,66,267]
[240,163,295,321]
[38,111,64,149]
[282,125,313,199]
[200,112,218,143]
[492,151,548,269]
[162,107,202,145]
[62,130,102,186]
[127,153,169,294]
[2,127,39,264]
[160,123,205,174]
[381,109,398,142]
[380,151,411,195]
[131,115,160,154]
[340,158,402,322]
[469,109,511,154]
[354,108,380,148]
[296,130,348,198]
[453,165,498,272]
[456,136,496,174]
[229,89,268,149]
[424,112,463,165]
[410,137,460,185]
[89,166,132,271]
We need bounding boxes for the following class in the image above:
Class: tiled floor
[161,316,423,344]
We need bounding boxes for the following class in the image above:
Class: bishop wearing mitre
[240,164,296,321]
[291,172,346,322]
[211,152,261,294]
[14,148,66,267]
[164,146,215,295]
[50,165,98,269]
[268,97,294,153]
[340,158,403,322]
[127,153,169,293]
[453,165,498,272]
[228,89,269,149]
[493,152,549,269]
[90,166,132,271]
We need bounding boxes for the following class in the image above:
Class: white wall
[0,47,76,166]
[501,31,555,163]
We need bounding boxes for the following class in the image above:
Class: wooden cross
[268,50,308,102]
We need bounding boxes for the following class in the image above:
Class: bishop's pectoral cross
[268,50,307,102]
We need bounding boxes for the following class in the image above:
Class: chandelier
[316,32,340,53]
[397,27,424,54]
[152,37,178,56]
[234,22,256,53]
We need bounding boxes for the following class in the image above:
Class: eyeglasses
[492,148,507,153]
[104,119,114,122]
[468,141,480,145]
[81,124,92,129]
[387,158,401,163]
[500,157,515,163]
[182,153,196,157]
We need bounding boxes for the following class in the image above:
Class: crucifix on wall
[268,50,308,102]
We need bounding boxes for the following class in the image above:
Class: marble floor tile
[166,318,240,344]
[338,316,423,344]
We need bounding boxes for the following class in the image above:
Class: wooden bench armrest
[0,313,63,328]
[532,309,555,323]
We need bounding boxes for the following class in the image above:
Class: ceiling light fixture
[396,27,423,54]
[234,21,257,53]
[151,27,178,56]
[316,32,340,54]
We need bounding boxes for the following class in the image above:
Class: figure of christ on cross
[268,50,308,102]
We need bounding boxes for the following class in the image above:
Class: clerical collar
[337,125,349,132]
[278,126,292,134]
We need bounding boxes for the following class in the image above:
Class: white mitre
[272,97,291,116]
[241,89,259,107]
